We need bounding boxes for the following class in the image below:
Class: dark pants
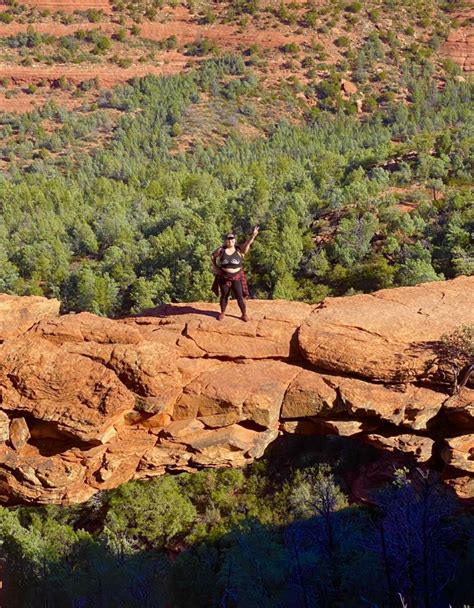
[219,278,246,315]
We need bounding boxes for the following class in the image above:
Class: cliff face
[441,3,474,72]
[0,277,473,505]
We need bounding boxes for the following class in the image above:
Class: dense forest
[1,436,473,607]
[0,51,472,314]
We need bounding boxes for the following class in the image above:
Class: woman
[211,226,259,321]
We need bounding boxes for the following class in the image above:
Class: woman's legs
[231,280,247,319]
[218,279,247,320]
[219,281,231,319]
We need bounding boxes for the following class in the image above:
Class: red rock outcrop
[0,276,472,504]
[441,4,474,72]
[0,294,59,342]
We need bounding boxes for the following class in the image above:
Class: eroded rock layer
[441,4,474,72]
[0,277,473,504]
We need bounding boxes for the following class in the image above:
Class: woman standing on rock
[211,226,259,322]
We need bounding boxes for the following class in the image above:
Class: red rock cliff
[0,277,473,504]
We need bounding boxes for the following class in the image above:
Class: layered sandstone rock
[0,276,472,504]
[0,293,59,342]
[441,4,474,72]
[298,276,474,384]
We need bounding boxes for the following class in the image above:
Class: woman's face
[225,235,236,246]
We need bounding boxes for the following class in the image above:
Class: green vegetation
[0,53,472,314]
[439,325,474,392]
[0,437,472,607]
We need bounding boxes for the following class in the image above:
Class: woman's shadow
[129,303,219,319]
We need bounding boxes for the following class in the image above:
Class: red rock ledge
[0,276,472,504]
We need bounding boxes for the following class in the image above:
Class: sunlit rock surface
[0,277,473,504]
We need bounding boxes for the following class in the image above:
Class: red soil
[0,0,469,115]
[3,0,112,13]
[0,2,331,113]
[0,56,194,87]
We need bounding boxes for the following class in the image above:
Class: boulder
[173,360,299,429]
[442,435,474,473]
[281,370,339,418]
[444,388,474,429]
[0,294,59,342]
[9,418,30,450]
[0,337,135,443]
[336,378,445,430]
[298,277,474,384]
[366,434,434,463]
[340,78,357,95]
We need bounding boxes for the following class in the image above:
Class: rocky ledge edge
[0,276,472,505]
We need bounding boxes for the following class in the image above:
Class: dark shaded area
[129,304,219,319]
[1,435,473,608]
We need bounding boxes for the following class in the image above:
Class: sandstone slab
[0,337,135,443]
[366,434,434,463]
[124,300,313,360]
[0,294,59,342]
[298,277,474,383]
[442,16,474,72]
[442,435,474,473]
[32,312,143,345]
[173,360,299,428]
[336,378,445,430]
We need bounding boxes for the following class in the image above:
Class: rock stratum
[0,277,473,505]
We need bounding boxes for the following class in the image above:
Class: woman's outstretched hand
[251,225,260,237]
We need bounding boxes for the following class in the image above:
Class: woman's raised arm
[240,225,259,255]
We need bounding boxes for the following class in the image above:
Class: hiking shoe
[217,312,225,321]
[241,314,249,322]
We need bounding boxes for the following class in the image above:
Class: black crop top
[220,247,243,270]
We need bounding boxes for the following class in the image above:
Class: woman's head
[224,233,236,245]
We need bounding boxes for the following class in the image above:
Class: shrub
[170,122,182,136]
[335,35,350,48]
[200,8,216,24]
[114,27,127,42]
[185,38,218,56]
[304,9,318,27]
[0,12,13,23]
[93,34,111,54]
[162,35,177,50]
[87,8,103,23]
[113,55,133,68]
[368,8,380,22]
[345,1,362,14]
[280,42,300,54]
[362,96,378,111]
[438,325,474,393]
